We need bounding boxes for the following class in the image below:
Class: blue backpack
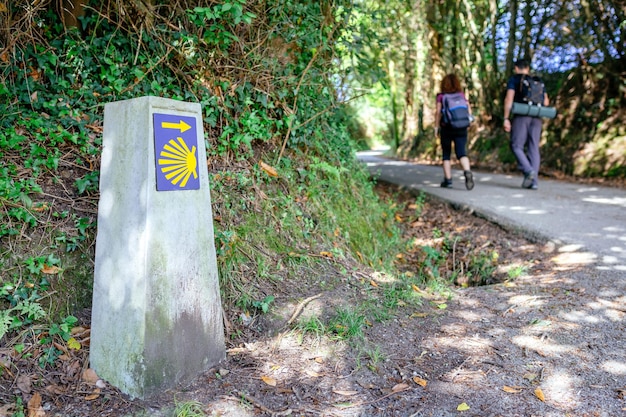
[441,92,470,129]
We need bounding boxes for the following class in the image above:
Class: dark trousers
[510,116,542,184]
[440,127,468,161]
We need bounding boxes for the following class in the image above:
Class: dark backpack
[441,92,470,129]
[516,74,545,106]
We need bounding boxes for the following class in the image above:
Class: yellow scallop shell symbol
[158,137,198,188]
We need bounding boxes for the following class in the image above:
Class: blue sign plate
[153,113,200,191]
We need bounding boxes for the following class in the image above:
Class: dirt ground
[2,182,625,417]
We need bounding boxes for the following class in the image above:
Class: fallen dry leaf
[45,385,65,395]
[391,383,409,392]
[259,161,278,177]
[27,392,44,417]
[0,356,12,370]
[85,388,101,401]
[71,326,88,336]
[503,385,522,393]
[261,376,277,386]
[305,370,322,377]
[0,403,14,417]
[17,374,31,394]
[32,204,49,212]
[412,376,428,387]
[534,387,545,402]
[41,264,61,274]
[85,123,103,133]
[333,390,358,396]
[82,368,99,385]
[53,342,68,354]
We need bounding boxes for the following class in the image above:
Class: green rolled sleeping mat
[511,102,557,119]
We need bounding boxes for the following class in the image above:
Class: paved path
[357,150,626,273]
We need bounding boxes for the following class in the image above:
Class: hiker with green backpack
[435,73,474,190]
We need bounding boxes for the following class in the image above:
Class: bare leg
[443,160,452,180]
[459,156,471,172]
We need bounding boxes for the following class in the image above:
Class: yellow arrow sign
[161,120,191,133]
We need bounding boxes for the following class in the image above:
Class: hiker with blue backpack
[503,59,552,190]
[435,73,474,190]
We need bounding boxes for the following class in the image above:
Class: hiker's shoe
[530,184,538,190]
[522,170,535,188]
[440,178,453,188]
[464,170,474,190]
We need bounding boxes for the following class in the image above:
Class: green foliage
[381,281,423,310]
[0,284,84,367]
[466,250,498,285]
[0,1,452,373]
[362,344,385,371]
[49,315,78,342]
[0,274,48,341]
[328,307,366,340]
[412,191,427,217]
[55,216,95,252]
[507,264,528,280]
[0,298,47,341]
[173,399,207,417]
[295,316,326,340]
[188,1,256,44]
[11,397,25,417]
[213,154,405,315]
[251,295,275,314]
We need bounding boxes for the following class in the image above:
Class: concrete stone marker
[90,96,225,399]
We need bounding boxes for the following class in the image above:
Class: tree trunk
[388,60,400,151]
[490,0,499,79]
[400,16,419,154]
[505,0,518,76]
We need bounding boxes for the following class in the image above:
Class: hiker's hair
[440,73,462,94]
[514,59,530,69]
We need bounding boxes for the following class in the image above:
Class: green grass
[328,307,367,340]
[294,316,326,343]
[362,344,386,372]
[507,264,529,280]
[212,157,407,314]
[173,400,206,417]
